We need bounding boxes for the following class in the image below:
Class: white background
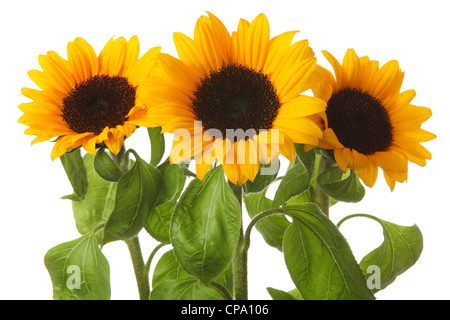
[1,0,449,300]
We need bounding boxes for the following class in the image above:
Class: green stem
[144,242,168,290]
[243,209,285,252]
[228,181,247,300]
[311,154,334,217]
[233,229,247,300]
[125,236,150,300]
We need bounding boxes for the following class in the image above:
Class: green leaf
[148,127,165,167]
[93,147,125,182]
[145,162,186,243]
[60,148,88,200]
[170,166,241,284]
[152,249,233,295]
[272,156,310,208]
[146,201,176,244]
[72,154,117,235]
[266,287,298,300]
[282,204,375,300]
[102,153,162,244]
[317,165,365,202]
[155,161,186,205]
[150,279,224,300]
[244,190,289,251]
[243,161,279,194]
[294,144,316,179]
[44,234,110,300]
[353,214,423,293]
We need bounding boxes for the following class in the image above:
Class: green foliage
[50,139,424,301]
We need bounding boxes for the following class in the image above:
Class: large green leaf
[272,156,310,208]
[316,165,365,203]
[102,153,162,244]
[282,204,375,300]
[44,234,110,300]
[170,166,241,284]
[60,148,88,201]
[351,214,423,293]
[72,154,116,235]
[150,279,224,300]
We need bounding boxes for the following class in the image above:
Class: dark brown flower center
[62,75,136,134]
[326,88,393,155]
[192,64,280,138]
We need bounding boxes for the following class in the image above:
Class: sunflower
[313,49,436,190]
[145,12,326,185]
[18,36,161,160]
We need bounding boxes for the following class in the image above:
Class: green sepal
[93,147,126,182]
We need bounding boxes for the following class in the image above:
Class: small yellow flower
[314,49,436,190]
[145,12,326,185]
[18,36,161,160]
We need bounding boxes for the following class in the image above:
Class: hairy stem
[311,154,334,217]
[125,236,150,300]
[228,181,247,300]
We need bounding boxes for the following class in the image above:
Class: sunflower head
[18,36,161,160]
[145,12,326,185]
[314,49,436,190]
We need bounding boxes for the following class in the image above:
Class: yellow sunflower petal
[67,37,99,83]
